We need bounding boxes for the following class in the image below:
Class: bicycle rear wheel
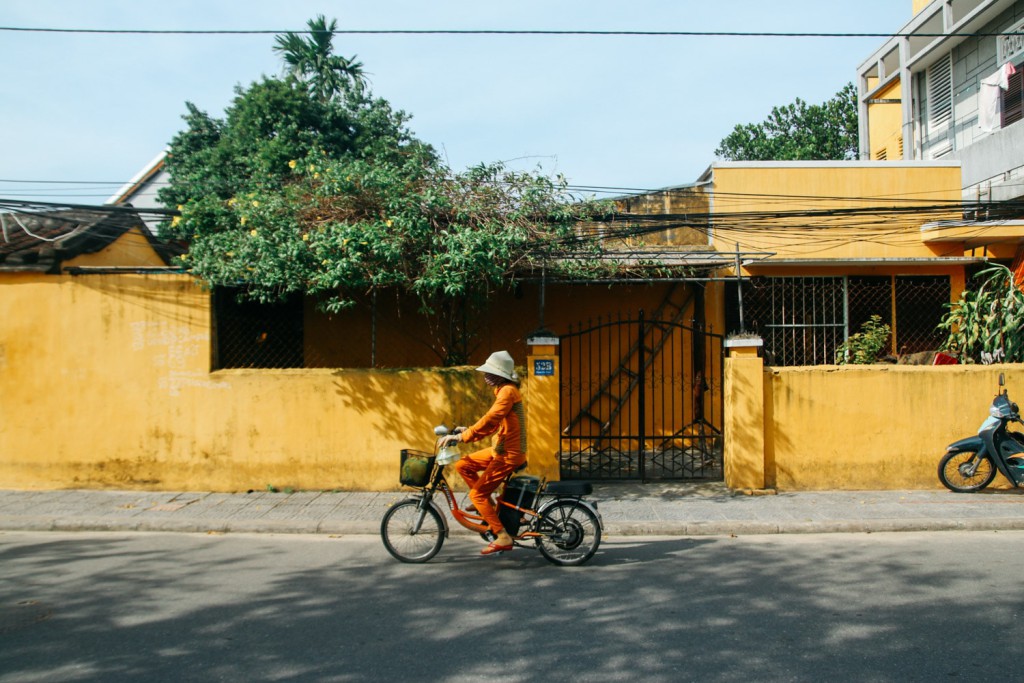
[534,500,601,566]
[381,499,445,563]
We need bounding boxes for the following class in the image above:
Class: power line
[10,174,1024,202]
[0,178,126,185]
[1,25,1023,39]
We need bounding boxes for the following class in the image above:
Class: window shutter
[1003,69,1023,127]
[924,55,953,157]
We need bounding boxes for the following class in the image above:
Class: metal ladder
[562,284,695,448]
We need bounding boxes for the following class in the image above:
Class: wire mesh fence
[212,274,953,371]
[211,287,542,370]
[735,275,950,366]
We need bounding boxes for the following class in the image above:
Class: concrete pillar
[723,337,766,490]
[525,335,561,482]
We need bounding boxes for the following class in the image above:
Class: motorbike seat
[544,481,593,496]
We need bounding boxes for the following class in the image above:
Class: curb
[5,516,1024,537]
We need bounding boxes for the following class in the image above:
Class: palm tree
[273,15,367,102]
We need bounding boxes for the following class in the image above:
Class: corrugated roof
[0,207,172,273]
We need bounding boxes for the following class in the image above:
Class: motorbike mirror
[434,425,450,437]
[1000,373,1006,393]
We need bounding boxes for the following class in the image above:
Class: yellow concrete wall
[0,267,695,491]
[612,187,711,246]
[0,273,508,491]
[723,345,765,490]
[10,270,1021,492]
[867,79,904,161]
[763,364,1024,490]
[524,348,561,482]
[709,163,963,262]
[305,281,694,369]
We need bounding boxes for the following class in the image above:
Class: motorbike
[380,424,603,566]
[939,373,1024,492]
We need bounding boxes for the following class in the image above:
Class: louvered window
[923,55,953,157]
[1004,68,1024,127]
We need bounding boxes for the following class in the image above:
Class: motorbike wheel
[938,450,996,493]
[381,499,445,563]
[534,500,601,566]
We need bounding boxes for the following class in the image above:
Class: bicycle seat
[544,481,593,496]
[514,461,528,473]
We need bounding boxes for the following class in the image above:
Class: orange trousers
[455,447,526,535]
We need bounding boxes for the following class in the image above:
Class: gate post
[525,334,561,482]
[723,337,766,490]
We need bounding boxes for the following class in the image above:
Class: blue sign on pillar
[533,359,554,376]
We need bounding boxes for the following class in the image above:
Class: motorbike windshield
[979,415,1001,435]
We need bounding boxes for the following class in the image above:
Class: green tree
[159,17,613,361]
[159,73,427,244]
[273,15,367,102]
[715,82,859,161]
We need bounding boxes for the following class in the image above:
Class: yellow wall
[8,270,1020,492]
[612,187,710,246]
[761,364,1024,490]
[0,273,505,491]
[0,269,711,491]
[868,79,904,161]
[303,282,694,369]
[709,163,964,262]
[723,345,765,489]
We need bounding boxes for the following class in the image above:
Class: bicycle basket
[399,449,435,487]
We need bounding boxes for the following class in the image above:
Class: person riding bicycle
[443,350,527,556]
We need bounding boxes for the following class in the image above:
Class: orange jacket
[460,384,527,457]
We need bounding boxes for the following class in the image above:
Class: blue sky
[0,1,913,204]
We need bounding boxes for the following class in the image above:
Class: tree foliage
[715,82,859,161]
[158,17,611,318]
[273,15,366,102]
[939,264,1024,364]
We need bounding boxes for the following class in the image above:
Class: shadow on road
[1,530,1018,681]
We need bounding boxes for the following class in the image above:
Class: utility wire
[9,175,1024,204]
[1,26,1023,38]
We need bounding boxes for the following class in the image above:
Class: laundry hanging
[979,62,1018,131]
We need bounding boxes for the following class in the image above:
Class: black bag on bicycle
[498,475,541,535]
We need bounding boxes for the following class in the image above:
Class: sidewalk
[4,483,1024,537]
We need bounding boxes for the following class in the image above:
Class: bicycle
[381,425,602,566]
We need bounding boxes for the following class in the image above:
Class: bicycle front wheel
[534,500,601,566]
[381,499,445,563]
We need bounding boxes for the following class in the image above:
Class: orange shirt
[461,384,527,457]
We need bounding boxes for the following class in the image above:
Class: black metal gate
[559,301,724,481]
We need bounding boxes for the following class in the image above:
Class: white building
[859,0,1024,203]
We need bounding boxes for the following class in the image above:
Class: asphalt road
[3,529,1024,682]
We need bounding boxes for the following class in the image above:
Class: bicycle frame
[415,460,545,540]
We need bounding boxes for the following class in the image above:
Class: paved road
[3,529,1023,682]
